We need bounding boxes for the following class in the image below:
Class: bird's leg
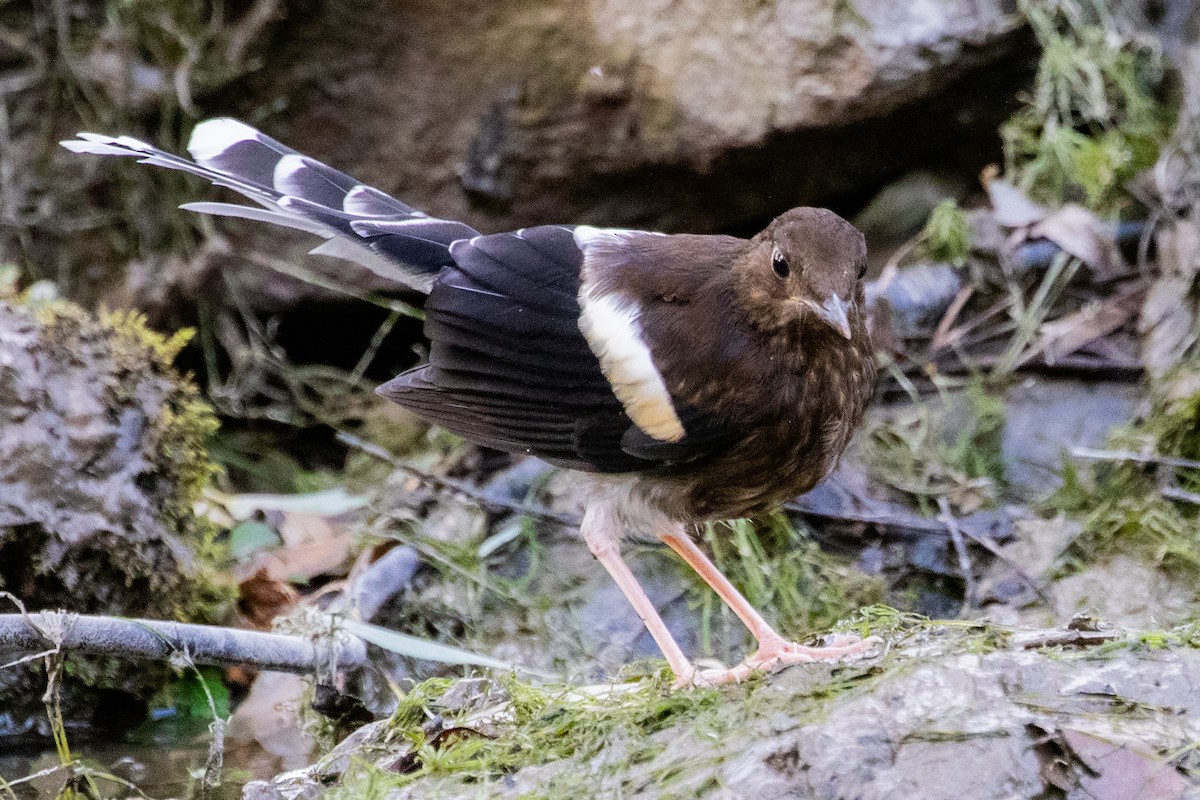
[581,504,699,686]
[659,524,879,682]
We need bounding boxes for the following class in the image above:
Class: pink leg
[581,504,699,686]
[659,525,880,684]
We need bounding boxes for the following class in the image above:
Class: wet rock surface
[0,299,227,740]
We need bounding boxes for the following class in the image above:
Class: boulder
[0,296,230,740]
[59,0,1025,313]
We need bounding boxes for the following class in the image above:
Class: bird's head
[732,207,868,341]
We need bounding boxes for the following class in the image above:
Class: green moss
[15,298,230,621]
[327,615,1035,799]
[921,199,971,267]
[98,310,222,546]
[332,672,728,798]
[1003,0,1174,212]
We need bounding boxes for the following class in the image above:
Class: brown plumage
[63,120,880,686]
[595,209,875,524]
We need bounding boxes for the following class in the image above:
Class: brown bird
[64,120,879,686]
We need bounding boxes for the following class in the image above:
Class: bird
[63,119,879,686]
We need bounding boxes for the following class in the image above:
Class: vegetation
[864,379,1006,514]
[1050,363,1200,580]
[1002,0,1173,211]
[695,515,884,659]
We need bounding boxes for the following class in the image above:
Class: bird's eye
[771,246,790,279]
[857,259,868,280]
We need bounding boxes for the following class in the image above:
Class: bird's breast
[638,340,874,522]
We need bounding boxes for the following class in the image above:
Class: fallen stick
[0,613,367,674]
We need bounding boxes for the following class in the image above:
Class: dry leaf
[1030,205,1126,280]
[1034,286,1144,365]
[982,168,1048,227]
[227,671,315,769]
[1062,729,1191,800]
[230,514,354,585]
[238,567,299,629]
[269,517,354,582]
[1140,216,1200,376]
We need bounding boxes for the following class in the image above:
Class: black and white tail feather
[61,118,478,294]
[63,118,742,473]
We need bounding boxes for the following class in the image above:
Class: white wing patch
[576,226,684,443]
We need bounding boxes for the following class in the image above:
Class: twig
[336,430,581,527]
[349,309,401,385]
[784,500,948,534]
[930,283,976,352]
[1161,485,1200,505]
[0,614,367,673]
[937,497,977,607]
[1071,446,1200,471]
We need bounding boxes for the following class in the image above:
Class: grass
[694,514,884,660]
[864,378,1006,514]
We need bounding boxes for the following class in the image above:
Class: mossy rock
[247,616,1200,800]
[0,296,232,739]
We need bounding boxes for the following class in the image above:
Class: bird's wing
[379,225,742,472]
[61,118,476,293]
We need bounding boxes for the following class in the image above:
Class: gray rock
[251,625,1200,800]
[93,0,1022,313]
[0,299,225,739]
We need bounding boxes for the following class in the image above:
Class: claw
[673,634,883,688]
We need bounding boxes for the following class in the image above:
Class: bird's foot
[744,632,883,673]
[671,633,883,688]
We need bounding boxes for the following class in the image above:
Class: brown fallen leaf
[231,512,355,585]
[1140,216,1200,377]
[238,567,299,629]
[1062,729,1192,800]
[1031,285,1146,366]
[226,671,316,771]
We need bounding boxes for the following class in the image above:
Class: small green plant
[864,379,1006,514]
[922,200,971,267]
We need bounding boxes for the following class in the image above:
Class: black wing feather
[380,225,739,472]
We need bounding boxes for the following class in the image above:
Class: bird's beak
[815,294,853,340]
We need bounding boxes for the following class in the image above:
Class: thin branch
[1071,447,1200,471]
[0,613,367,674]
[1161,485,1200,505]
[938,497,977,607]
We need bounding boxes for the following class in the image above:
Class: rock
[0,298,230,740]
[998,378,1140,498]
[58,0,1024,315]
[244,623,1200,800]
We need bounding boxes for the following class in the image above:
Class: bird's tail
[61,118,479,294]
